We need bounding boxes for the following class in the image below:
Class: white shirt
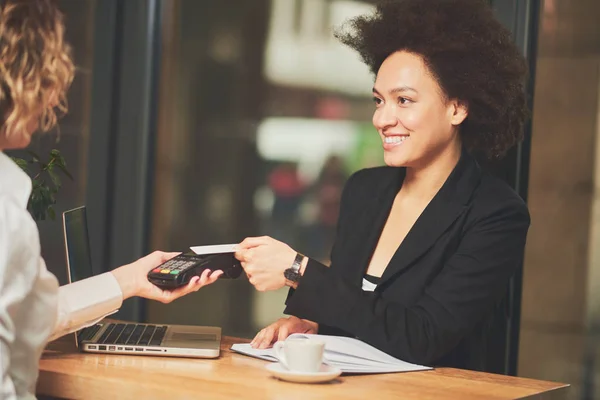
[0,152,123,400]
[362,278,377,292]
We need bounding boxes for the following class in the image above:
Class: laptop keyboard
[78,324,103,342]
[94,323,168,346]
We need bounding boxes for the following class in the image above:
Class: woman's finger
[207,270,223,283]
[277,325,290,342]
[238,236,271,249]
[167,276,200,298]
[234,249,248,262]
[197,269,211,286]
[162,251,182,261]
[258,327,277,349]
[251,329,265,348]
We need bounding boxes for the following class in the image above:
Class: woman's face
[0,115,39,150]
[372,51,467,168]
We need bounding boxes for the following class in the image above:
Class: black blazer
[284,150,530,371]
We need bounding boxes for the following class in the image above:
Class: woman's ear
[450,100,468,126]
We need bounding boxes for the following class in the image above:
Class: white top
[361,278,377,292]
[0,152,123,400]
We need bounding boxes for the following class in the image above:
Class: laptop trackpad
[164,330,220,349]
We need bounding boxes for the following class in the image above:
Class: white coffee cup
[273,337,325,373]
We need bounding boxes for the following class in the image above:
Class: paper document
[190,244,238,255]
[231,334,432,374]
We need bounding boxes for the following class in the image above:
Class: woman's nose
[48,90,59,108]
[373,103,398,130]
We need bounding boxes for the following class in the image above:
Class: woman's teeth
[384,136,408,144]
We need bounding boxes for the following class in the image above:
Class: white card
[190,244,238,255]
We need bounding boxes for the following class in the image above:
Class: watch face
[284,268,299,282]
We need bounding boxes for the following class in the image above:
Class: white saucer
[266,363,342,383]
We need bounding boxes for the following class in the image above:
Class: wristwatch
[284,252,305,283]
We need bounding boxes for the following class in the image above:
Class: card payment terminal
[147,252,242,289]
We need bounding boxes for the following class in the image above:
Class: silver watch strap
[291,252,305,272]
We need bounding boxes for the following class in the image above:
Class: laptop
[62,206,221,358]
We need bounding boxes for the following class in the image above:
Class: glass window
[148,0,382,336]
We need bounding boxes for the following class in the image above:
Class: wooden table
[38,336,569,400]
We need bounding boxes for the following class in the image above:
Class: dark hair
[335,0,528,159]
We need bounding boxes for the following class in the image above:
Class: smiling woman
[234,0,531,372]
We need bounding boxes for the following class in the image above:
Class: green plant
[11,149,73,221]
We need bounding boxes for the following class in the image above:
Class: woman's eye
[372,97,382,105]
[399,97,412,105]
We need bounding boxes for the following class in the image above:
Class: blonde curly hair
[0,0,74,139]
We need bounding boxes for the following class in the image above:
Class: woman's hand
[111,251,223,303]
[234,236,298,291]
[251,316,319,349]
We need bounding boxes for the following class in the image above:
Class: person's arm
[46,266,123,342]
[283,172,362,331]
[284,199,530,365]
[48,251,223,341]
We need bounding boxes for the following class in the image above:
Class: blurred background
[11,0,600,398]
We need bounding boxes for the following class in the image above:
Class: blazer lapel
[345,168,405,286]
[379,150,482,285]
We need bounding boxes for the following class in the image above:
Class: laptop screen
[62,206,94,283]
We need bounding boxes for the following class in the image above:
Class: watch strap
[291,252,305,273]
[284,252,305,282]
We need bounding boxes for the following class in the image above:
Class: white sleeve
[0,240,19,400]
[48,272,124,342]
[0,200,38,400]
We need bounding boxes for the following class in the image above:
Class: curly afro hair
[335,0,528,159]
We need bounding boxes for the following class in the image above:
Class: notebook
[231,334,432,374]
